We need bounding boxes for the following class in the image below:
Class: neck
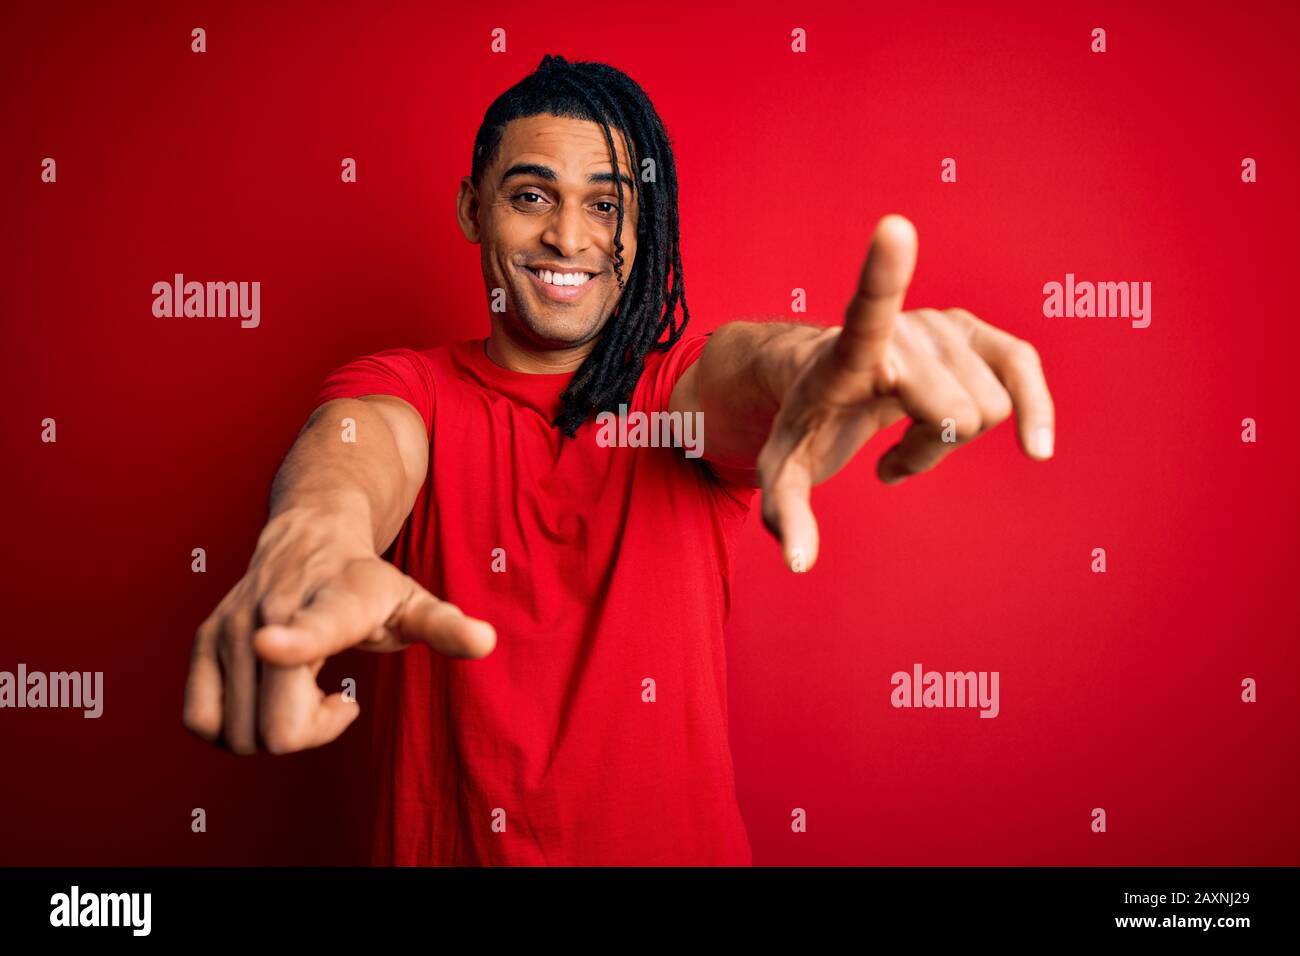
[485,320,600,374]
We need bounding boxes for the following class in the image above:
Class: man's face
[458,113,640,352]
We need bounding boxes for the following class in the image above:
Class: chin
[515,309,606,349]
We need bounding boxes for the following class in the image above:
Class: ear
[456,176,481,243]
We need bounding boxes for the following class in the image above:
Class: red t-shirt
[312,334,756,865]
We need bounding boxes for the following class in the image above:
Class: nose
[540,198,592,261]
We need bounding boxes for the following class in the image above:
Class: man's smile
[520,262,600,303]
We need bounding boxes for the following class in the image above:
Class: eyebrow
[499,162,634,190]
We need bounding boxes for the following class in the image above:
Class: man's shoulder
[629,332,711,413]
[370,339,463,363]
[353,339,478,380]
[313,340,484,441]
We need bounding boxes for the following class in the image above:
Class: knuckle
[982,389,1015,428]
[214,624,234,663]
[853,352,898,394]
[181,703,218,740]
[228,740,258,757]
[1011,340,1043,372]
[867,354,894,382]
[259,717,305,755]
[191,619,218,662]
[951,404,983,440]
[224,699,259,753]
[217,617,253,665]
[361,623,393,647]
[194,616,218,643]
[256,592,297,626]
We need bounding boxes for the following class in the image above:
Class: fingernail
[1029,426,1054,459]
[790,548,808,573]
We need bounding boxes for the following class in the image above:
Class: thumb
[759,454,819,573]
[389,581,498,659]
[254,561,496,666]
[834,214,918,380]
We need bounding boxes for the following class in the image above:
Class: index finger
[950,308,1056,460]
[834,214,918,378]
[253,560,494,665]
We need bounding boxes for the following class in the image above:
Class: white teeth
[534,268,591,287]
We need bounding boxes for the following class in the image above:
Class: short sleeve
[311,348,436,442]
[633,332,710,415]
[634,332,757,516]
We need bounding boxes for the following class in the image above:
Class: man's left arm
[669,214,1056,573]
[669,320,830,484]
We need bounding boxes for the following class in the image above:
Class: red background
[2,0,1296,865]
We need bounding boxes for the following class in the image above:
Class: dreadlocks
[470,54,689,437]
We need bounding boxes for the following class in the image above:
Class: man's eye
[594,201,617,215]
[516,192,544,204]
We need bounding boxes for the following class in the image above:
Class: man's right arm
[182,394,495,756]
[268,395,430,554]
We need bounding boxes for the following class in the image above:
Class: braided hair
[470,54,689,436]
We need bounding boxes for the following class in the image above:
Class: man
[182,55,1055,865]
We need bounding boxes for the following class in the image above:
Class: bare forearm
[268,398,416,555]
[693,320,831,468]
